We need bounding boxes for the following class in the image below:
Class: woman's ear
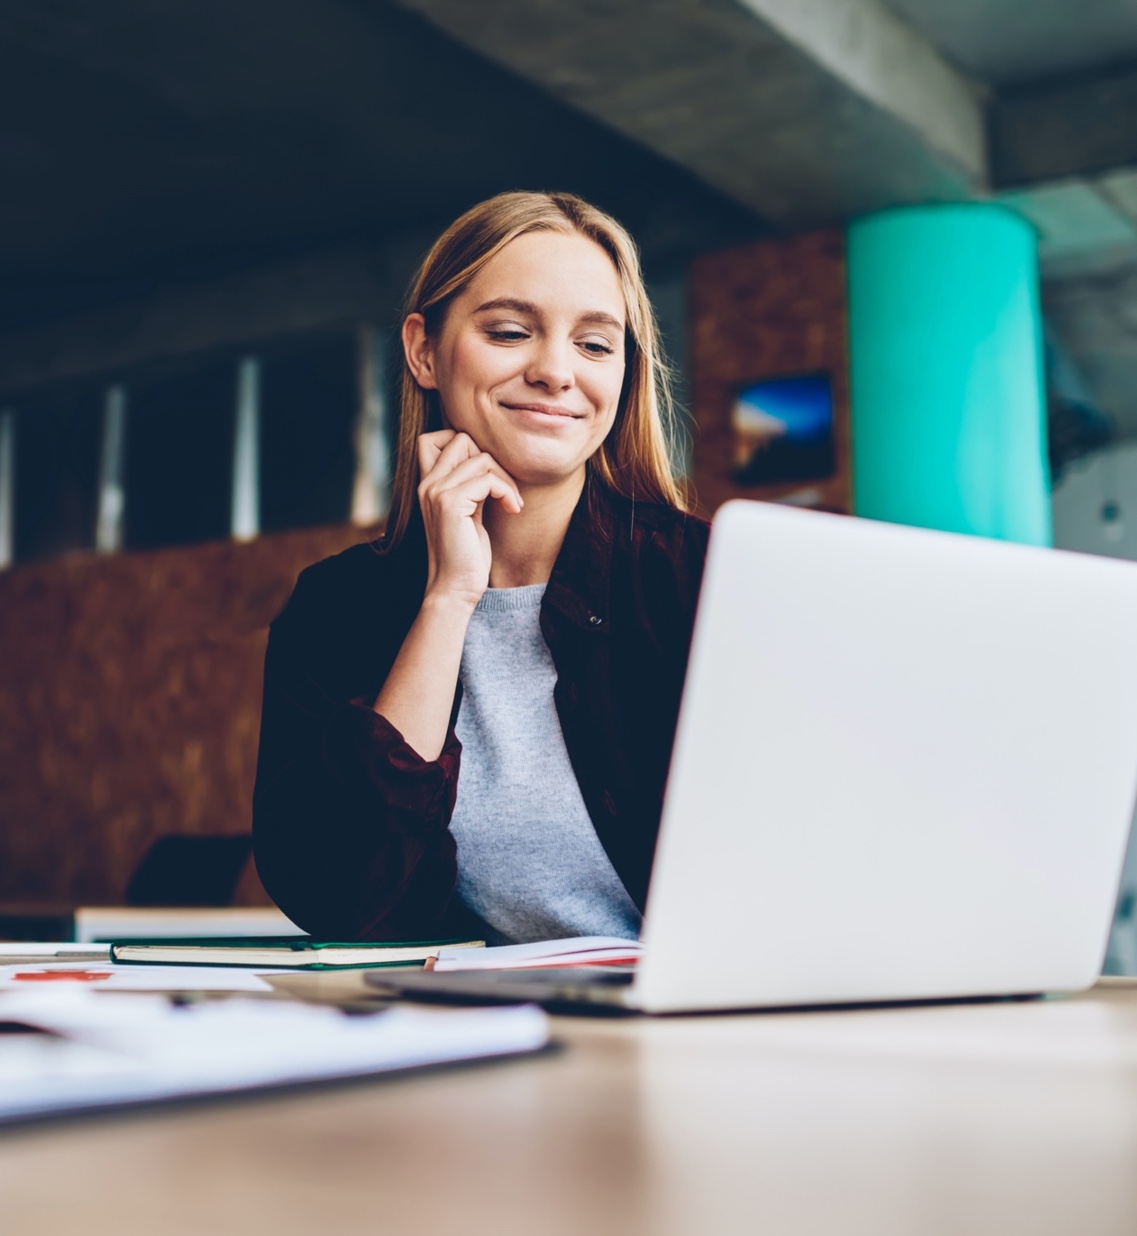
[402,313,438,390]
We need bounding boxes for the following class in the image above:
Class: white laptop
[372,501,1137,1013]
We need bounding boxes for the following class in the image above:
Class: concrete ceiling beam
[0,247,406,393]
[992,63,1137,188]
[389,0,988,224]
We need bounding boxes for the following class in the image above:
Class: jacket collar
[544,472,623,632]
[391,471,626,633]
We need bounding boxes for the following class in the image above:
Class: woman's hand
[371,430,523,761]
[417,429,523,609]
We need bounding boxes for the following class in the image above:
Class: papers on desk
[0,987,549,1124]
[434,936,642,971]
[0,950,267,995]
[0,962,278,993]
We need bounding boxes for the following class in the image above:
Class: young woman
[252,191,709,943]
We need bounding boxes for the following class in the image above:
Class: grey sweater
[448,584,642,944]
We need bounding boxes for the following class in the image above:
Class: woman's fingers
[417,430,481,482]
[434,468,520,517]
[415,429,457,478]
[419,445,523,514]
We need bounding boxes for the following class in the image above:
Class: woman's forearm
[372,592,476,761]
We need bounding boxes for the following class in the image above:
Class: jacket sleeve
[251,560,472,941]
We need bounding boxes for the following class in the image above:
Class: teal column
[847,205,1051,545]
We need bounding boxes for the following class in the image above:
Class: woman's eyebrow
[577,310,624,330]
[472,297,624,330]
[472,297,539,316]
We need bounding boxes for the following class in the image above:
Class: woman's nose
[525,338,575,391]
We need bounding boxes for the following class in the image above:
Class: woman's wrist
[372,590,474,760]
[421,582,483,618]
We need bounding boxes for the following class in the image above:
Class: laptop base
[366,967,1047,1018]
[366,967,640,1015]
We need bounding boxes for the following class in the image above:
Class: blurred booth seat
[124,832,254,907]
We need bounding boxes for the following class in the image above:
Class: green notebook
[109,936,485,970]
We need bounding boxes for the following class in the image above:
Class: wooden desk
[1,982,1136,1235]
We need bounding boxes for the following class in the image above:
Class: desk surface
[1,981,1136,1236]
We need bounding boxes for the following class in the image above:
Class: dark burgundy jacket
[251,477,710,941]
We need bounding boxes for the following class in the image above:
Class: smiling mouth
[502,402,583,419]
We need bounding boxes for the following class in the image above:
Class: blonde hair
[385,190,686,546]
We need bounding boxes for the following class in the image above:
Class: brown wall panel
[0,526,372,904]
[688,228,852,517]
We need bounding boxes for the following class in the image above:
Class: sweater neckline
[474,583,547,614]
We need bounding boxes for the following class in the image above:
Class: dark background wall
[0,2,768,905]
[0,524,362,903]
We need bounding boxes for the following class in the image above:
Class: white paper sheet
[0,962,278,992]
[0,988,549,1122]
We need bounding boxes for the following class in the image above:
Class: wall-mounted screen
[731,372,835,487]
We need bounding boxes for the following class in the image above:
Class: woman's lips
[502,402,583,419]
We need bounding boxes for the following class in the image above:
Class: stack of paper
[0,987,548,1123]
[74,906,303,942]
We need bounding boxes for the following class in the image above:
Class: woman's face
[407,229,628,490]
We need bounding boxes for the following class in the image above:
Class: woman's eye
[579,339,615,356]
[485,328,529,342]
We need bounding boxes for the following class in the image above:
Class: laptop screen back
[635,502,1137,1012]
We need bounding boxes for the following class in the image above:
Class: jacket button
[588,614,603,626]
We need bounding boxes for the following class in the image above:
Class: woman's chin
[497,453,588,494]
